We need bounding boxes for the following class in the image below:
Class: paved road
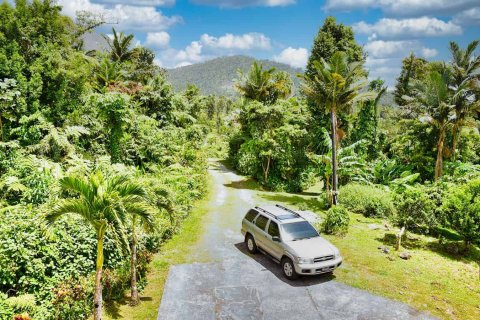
[158,161,436,320]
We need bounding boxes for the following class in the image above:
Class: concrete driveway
[157,161,436,320]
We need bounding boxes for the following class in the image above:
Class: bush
[393,187,437,233]
[322,205,350,235]
[340,183,395,217]
[442,179,480,248]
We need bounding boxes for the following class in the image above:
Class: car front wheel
[245,234,258,254]
[281,257,298,280]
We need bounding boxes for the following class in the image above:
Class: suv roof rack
[254,206,276,219]
[275,204,302,218]
[254,204,303,220]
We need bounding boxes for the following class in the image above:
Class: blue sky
[58,0,480,87]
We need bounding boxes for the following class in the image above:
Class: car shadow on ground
[234,242,335,287]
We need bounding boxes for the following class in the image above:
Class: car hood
[284,236,337,258]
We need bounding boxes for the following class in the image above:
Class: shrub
[393,187,437,233]
[442,179,480,248]
[340,183,395,217]
[322,205,350,235]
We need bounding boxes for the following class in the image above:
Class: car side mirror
[272,236,281,242]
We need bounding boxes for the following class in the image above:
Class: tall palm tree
[235,62,292,105]
[449,40,480,160]
[301,51,373,205]
[406,70,455,180]
[104,28,135,63]
[46,171,150,320]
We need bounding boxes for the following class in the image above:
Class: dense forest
[0,1,479,320]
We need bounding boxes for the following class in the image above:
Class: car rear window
[255,215,268,230]
[245,209,258,222]
[268,221,280,237]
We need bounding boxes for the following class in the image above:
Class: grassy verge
[259,190,480,320]
[103,179,212,320]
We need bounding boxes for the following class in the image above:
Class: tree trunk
[94,231,105,320]
[130,216,139,306]
[435,128,446,180]
[452,123,459,161]
[330,111,339,205]
[395,226,405,251]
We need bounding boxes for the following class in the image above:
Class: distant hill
[166,55,303,96]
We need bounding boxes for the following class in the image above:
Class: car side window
[267,221,280,237]
[245,209,258,222]
[254,214,268,231]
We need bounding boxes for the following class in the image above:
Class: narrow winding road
[158,161,436,320]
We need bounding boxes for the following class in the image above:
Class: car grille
[314,255,334,263]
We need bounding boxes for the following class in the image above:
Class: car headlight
[297,257,314,264]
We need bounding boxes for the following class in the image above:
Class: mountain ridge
[166,55,303,96]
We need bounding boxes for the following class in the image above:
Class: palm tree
[127,194,155,306]
[104,28,135,62]
[449,40,480,159]
[301,51,373,205]
[46,171,150,320]
[406,70,455,180]
[235,62,292,104]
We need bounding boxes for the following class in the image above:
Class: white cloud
[363,40,438,87]
[453,7,480,25]
[421,47,438,58]
[324,0,477,16]
[192,0,295,8]
[364,40,438,59]
[354,17,462,39]
[95,0,175,6]
[156,32,273,68]
[146,32,170,48]
[200,33,272,50]
[57,0,182,31]
[273,47,308,69]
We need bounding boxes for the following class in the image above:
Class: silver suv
[241,204,342,280]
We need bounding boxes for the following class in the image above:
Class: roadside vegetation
[0,1,479,320]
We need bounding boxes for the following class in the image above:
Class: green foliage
[340,183,395,217]
[442,179,480,247]
[235,62,293,105]
[322,205,350,235]
[230,98,313,191]
[167,55,301,96]
[306,16,365,77]
[393,187,439,233]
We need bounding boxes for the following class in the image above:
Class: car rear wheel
[245,234,258,254]
[281,257,298,280]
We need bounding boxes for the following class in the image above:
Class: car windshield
[281,221,319,241]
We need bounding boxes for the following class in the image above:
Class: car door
[264,220,283,260]
[252,214,269,249]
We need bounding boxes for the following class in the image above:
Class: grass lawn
[259,190,480,320]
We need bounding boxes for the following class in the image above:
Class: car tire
[245,234,258,254]
[281,257,298,280]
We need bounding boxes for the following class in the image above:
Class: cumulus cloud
[453,7,480,25]
[146,32,171,48]
[57,0,182,31]
[324,0,477,17]
[200,33,272,50]
[364,40,438,59]
[354,17,462,39]
[156,32,273,68]
[192,0,295,8]
[273,47,308,69]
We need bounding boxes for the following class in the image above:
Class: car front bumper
[294,257,343,275]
